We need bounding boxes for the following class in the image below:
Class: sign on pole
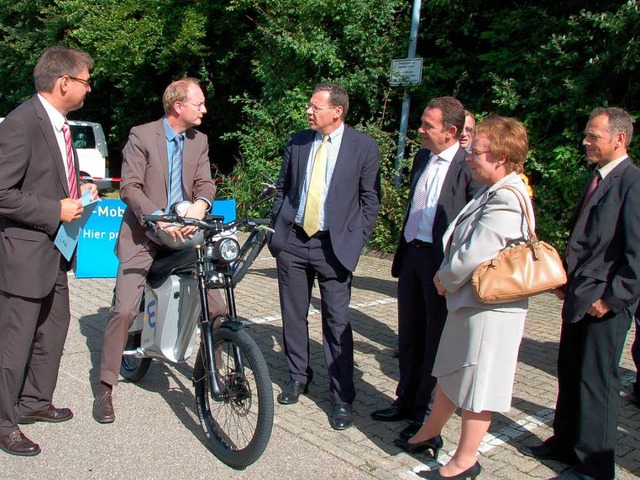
[390,58,423,86]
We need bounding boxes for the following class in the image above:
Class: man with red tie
[0,45,97,456]
[520,107,640,480]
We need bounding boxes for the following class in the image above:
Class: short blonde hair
[162,77,200,115]
[475,115,528,174]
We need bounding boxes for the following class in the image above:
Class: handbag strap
[492,184,538,242]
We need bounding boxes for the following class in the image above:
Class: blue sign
[75,199,237,279]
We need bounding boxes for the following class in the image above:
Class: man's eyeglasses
[306,103,335,113]
[183,101,206,110]
[65,76,91,88]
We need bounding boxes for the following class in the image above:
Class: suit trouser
[632,313,640,390]
[552,309,631,479]
[395,244,447,421]
[0,265,70,436]
[276,226,355,405]
[99,242,226,386]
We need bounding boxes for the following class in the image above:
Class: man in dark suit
[92,78,225,423]
[0,45,97,456]
[371,97,480,440]
[520,107,640,480]
[268,83,380,430]
[633,309,640,404]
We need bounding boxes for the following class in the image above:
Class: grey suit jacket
[0,96,80,298]
[438,172,533,312]
[116,118,215,263]
[268,125,381,272]
[563,157,640,323]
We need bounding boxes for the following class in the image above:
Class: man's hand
[60,198,83,222]
[180,199,208,237]
[587,298,611,318]
[156,221,185,242]
[80,182,99,201]
[554,287,566,300]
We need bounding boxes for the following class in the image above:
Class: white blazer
[438,172,535,312]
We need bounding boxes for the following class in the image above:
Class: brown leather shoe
[92,385,115,424]
[19,405,73,424]
[0,429,41,456]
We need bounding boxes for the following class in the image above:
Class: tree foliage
[0,0,637,251]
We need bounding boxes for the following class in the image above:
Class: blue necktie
[168,135,184,209]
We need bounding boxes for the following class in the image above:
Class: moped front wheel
[194,327,274,468]
[120,332,152,382]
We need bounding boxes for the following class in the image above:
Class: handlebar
[143,214,273,234]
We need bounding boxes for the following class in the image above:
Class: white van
[0,117,109,182]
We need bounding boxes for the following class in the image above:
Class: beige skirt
[433,306,527,413]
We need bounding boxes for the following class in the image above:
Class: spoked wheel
[120,332,152,382]
[194,327,274,468]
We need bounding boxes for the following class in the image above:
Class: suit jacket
[563,157,640,323]
[268,125,381,272]
[0,96,80,298]
[391,146,480,278]
[116,118,215,263]
[438,172,533,312]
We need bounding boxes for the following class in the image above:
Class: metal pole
[394,0,422,188]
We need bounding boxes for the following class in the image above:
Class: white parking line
[245,296,396,324]
[408,407,555,475]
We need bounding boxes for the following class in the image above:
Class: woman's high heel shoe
[417,461,482,480]
[393,435,444,460]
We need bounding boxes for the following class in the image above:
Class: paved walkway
[3,248,639,479]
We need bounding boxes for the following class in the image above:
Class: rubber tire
[120,332,152,382]
[194,327,274,468]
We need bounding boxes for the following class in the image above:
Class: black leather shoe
[518,442,575,464]
[371,401,411,422]
[19,405,73,424]
[329,403,353,430]
[394,435,443,459]
[93,385,115,423]
[400,420,423,440]
[277,380,308,405]
[551,469,596,480]
[0,429,41,456]
[417,462,482,479]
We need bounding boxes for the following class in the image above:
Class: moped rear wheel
[120,332,152,382]
[194,327,274,468]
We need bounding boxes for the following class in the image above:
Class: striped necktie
[303,135,330,236]
[168,134,184,209]
[404,155,438,242]
[62,121,78,199]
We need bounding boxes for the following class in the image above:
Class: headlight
[214,237,240,262]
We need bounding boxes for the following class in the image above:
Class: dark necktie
[578,172,600,217]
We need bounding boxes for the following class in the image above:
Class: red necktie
[62,121,79,199]
[578,172,600,217]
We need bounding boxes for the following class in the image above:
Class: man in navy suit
[371,97,480,440]
[268,83,380,430]
[520,107,640,480]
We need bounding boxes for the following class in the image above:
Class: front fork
[195,245,245,402]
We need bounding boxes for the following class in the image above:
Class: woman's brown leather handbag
[471,185,567,304]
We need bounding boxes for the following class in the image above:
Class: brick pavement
[230,250,640,479]
[10,245,638,479]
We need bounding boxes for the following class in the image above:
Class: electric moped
[120,184,276,468]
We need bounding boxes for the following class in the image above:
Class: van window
[69,125,96,149]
